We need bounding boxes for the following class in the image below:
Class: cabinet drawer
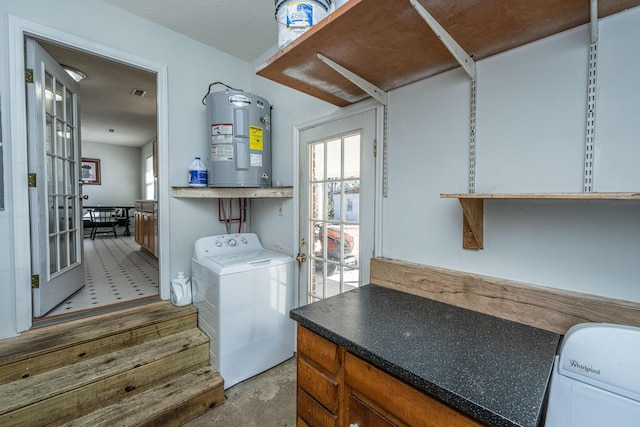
[345,353,484,427]
[297,358,339,414]
[349,394,396,427]
[297,387,338,427]
[298,326,339,376]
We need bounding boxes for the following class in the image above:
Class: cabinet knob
[349,424,359,427]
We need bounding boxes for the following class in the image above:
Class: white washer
[545,323,640,426]
[191,233,294,389]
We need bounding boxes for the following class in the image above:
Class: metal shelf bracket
[410,0,476,79]
[411,0,478,192]
[316,53,388,105]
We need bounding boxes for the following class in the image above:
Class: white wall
[382,8,640,302]
[81,141,141,206]
[250,48,338,256]
[2,1,638,340]
[0,0,281,339]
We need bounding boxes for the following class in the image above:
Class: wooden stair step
[0,301,197,384]
[0,328,209,427]
[57,366,224,427]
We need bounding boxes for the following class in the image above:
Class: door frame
[292,98,385,307]
[8,15,170,332]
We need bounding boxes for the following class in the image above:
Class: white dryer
[191,233,294,389]
[545,323,640,426]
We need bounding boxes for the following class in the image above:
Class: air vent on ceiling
[131,88,147,97]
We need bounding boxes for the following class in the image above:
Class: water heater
[205,91,272,187]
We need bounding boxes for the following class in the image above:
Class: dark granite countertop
[290,284,561,427]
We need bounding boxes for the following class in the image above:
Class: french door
[26,38,84,317]
[299,110,376,303]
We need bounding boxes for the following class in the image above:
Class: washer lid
[557,323,640,402]
[205,249,280,267]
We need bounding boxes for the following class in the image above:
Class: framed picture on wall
[81,158,101,185]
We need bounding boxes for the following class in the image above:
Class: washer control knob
[241,238,248,244]
[227,238,237,247]
[215,241,222,247]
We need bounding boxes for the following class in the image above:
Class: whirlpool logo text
[569,359,601,375]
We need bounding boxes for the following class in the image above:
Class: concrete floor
[183,357,297,426]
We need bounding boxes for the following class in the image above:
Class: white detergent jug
[170,271,192,306]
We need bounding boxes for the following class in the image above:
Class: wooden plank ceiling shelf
[441,192,640,250]
[171,187,293,199]
[256,0,639,107]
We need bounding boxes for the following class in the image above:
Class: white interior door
[26,38,84,317]
[299,110,376,304]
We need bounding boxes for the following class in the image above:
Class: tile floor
[45,235,159,317]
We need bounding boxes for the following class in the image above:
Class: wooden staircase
[0,301,224,426]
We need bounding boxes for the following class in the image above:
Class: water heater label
[212,124,233,135]
[251,154,263,167]
[250,126,263,151]
[211,143,234,162]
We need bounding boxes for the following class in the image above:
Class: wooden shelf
[441,192,640,200]
[171,186,293,199]
[256,0,638,107]
[441,192,640,250]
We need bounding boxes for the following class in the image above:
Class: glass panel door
[299,110,375,304]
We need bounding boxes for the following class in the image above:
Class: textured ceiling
[39,40,157,148]
[101,0,279,63]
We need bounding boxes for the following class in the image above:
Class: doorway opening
[28,38,160,323]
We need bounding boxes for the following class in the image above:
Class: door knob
[296,253,307,263]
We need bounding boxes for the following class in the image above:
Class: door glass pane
[344,135,360,178]
[49,236,58,274]
[55,80,63,119]
[307,132,362,303]
[326,138,341,181]
[65,124,73,159]
[69,230,78,264]
[56,119,64,156]
[310,183,324,221]
[48,196,56,233]
[45,72,54,115]
[46,115,53,154]
[311,143,325,180]
[66,88,73,122]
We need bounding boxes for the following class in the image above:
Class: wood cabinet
[297,325,342,427]
[296,325,484,427]
[134,200,157,258]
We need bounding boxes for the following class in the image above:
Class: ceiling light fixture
[61,65,87,82]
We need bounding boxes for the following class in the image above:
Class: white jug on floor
[170,272,192,306]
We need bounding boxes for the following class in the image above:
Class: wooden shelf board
[441,192,640,250]
[171,187,293,199]
[441,192,640,200]
[256,0,639,106]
